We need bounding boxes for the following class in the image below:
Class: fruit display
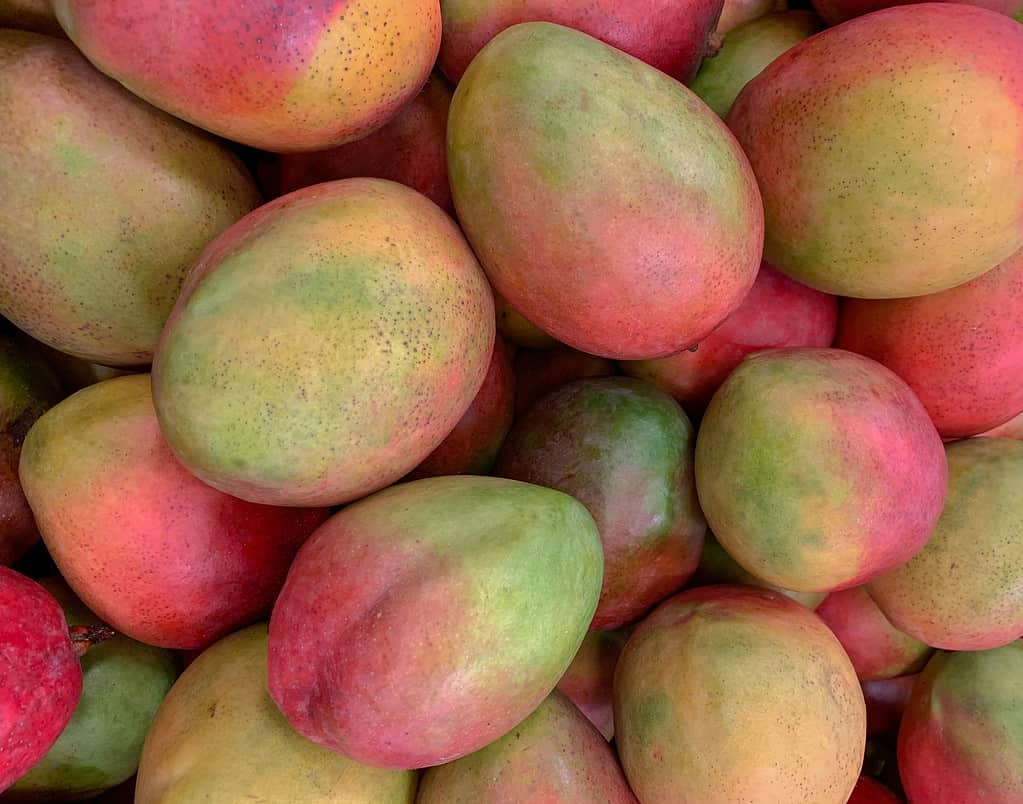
[0,1,1020,801]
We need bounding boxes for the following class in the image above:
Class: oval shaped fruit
[268,476,604,769]
[837,246,1023,439]
[449,22,763,360]
[728,4,1023,298]
[263,74,453,211]
[0,30,260,365]
[0,567,81,793]
[51,0,441,152]
[0,335,61,566]
[438,0,723,84]
[695,348,947,592]
[622,262,836,411]
[7,578,177,801]
[417,691,637,803]
[848,776,901,804]
[899,643,1023,804]
[153,178,494,507]
[691,11,821,119]
[408,336,515,479]
[497,377,706,629]
[19,374,328,649]
[815,586,932,681]
[135,624,416,804]
[514,346,615,416]
[868,438,1023,650]
[614,585,865,803]
[555,629,627,740]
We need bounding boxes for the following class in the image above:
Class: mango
[848,776,902,804]
[135,625,416,804]
[717,0,784,33]
[862,675,917,737]
[51,0,441,152]
[514,346,615,416]
[495,293,558,350]
[728,4,1023,298]
[983,410,1023,439]
[152,178,494,507]
[448,22,763,360]
[812,0,1023,25]
[268,476,603,769]
[0,30,260,366]
[868,437,1023,650]
[555,629,627,740]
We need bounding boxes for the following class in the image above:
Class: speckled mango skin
[408,336,515,479]
[837,246,1023,439]
[265,73,454,211]
[815,586,932,681]
[0,30,260,366]
[555,628,627,740]
[52,0,441,152]
[0,335,62,566]
[727,4,1023,298]
[7,578,178,802]
[497,377,706,630]
[439,0,723,84]
[417,691,637,803]
[135,625,416,804]
[691,12,821,119]
[898,643,1023,803]
[18,374,328,650]
[267,476,603,770]
[0,0,63,35]
[868,438,1023,651]
[449,22,763,360]
[614,585,865,804]
[152,178,494,508]
[812,0,1023,26]
[848,776,901,804]
[695,348,947,593]
[622,262,836,411]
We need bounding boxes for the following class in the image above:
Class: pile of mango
[1,0,1021,802]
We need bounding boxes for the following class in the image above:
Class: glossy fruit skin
[868,438,1023,650]
[847,776,902,804]
[497,377,706,630]
[695,348,947,593]
[812,0,1023,25]
[52,0,442,152]
[449,22,763,360]
[135,624,416,804]
[438,0,724,84]
[837,246,1023,439]
[416,691,637,803]
[6,578,178,801]
[898,643,1023,804]
[0,335,62,566]
[614,585,865,804]
[262,73,454,212]
[0,30,260,366]
[152,178,495,507]
[0,567,81,794]
[408,336,515,479]
[514,346,615,416]
[19,374,328,650]
[728,4,1023,299]
[555,629,627,740]
[622,262,836,411]
[268,476,603,769]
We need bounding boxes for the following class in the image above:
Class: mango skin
[614,585,865,804]
[622,262,836,411]
[514,346,615,416]
[19,374,328,650]
[51,0,441,152]
[7,579,178,801]
[868,438,1023,650]
[497,377,706,630]
[717,0,783,33]
[848,776,901,804]
[862,675,916,737]
[695,348,947,593]
[691,11,821,119]
[555,629,627,740]
[815,586,932,681]
[495,293,558,350]
[812,0,1023,25]
[0,335,61,566]
[983,410,1023,439]
[268,476,603,769]
[135,625,417,804]
[449,22,763,360]
[416,691,637,803]
[837,246,1023,439]
[438,0,724,84]
[728,4,1023,298]
[0,1,62,35]
[153,178,495,507]
[898,643,1023,804]
[0,30,260,366]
